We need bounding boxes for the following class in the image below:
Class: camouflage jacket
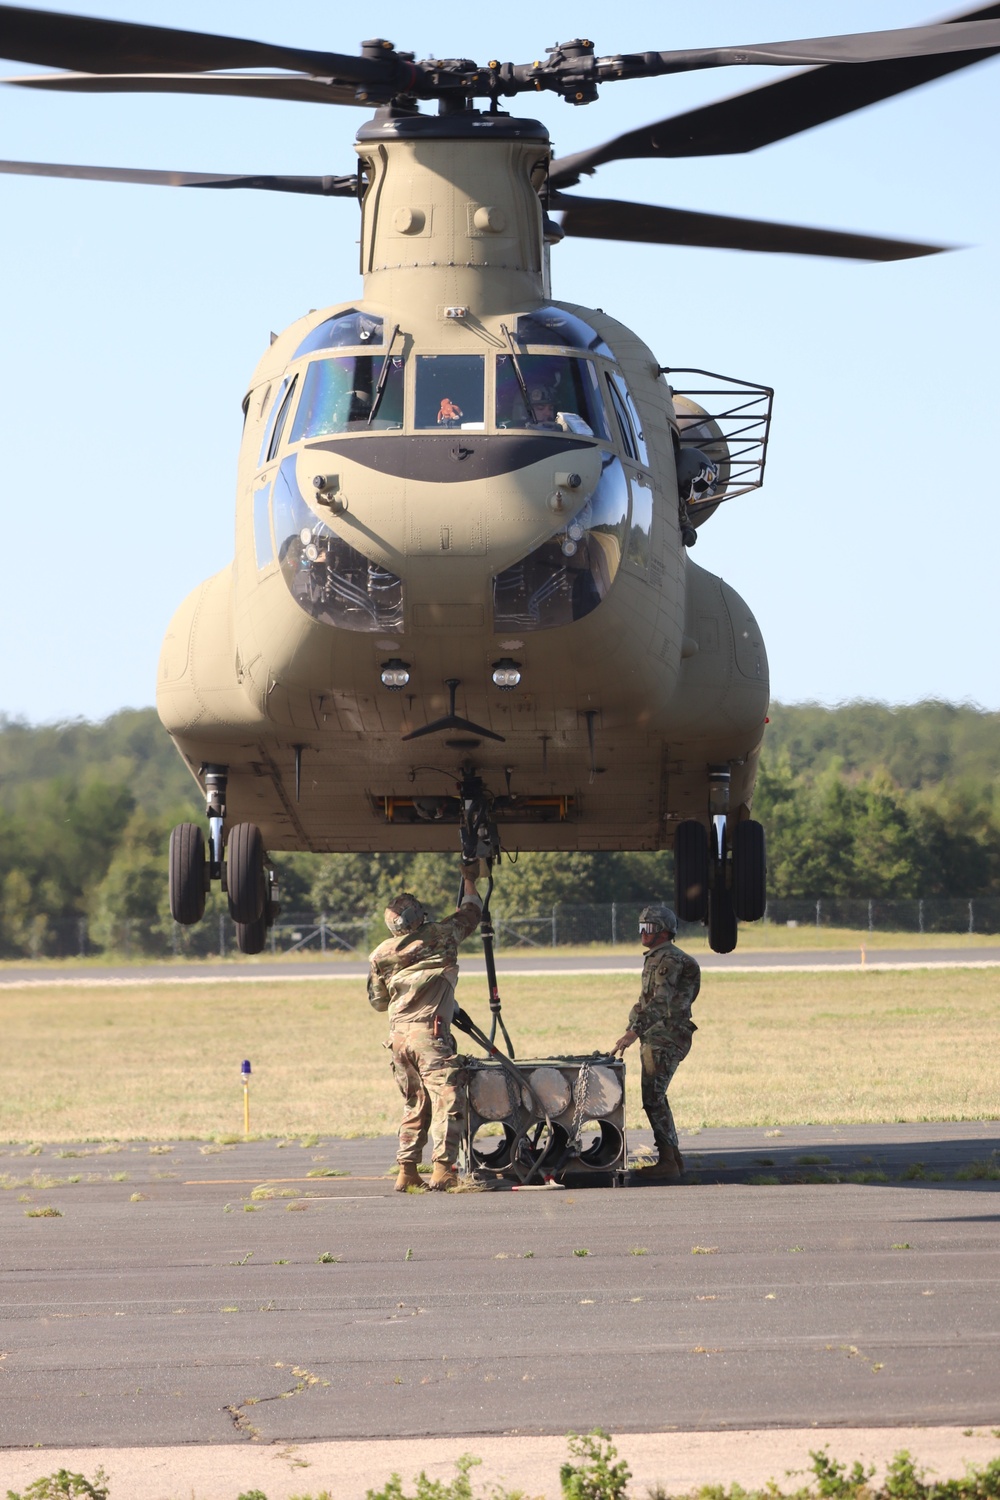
[627,937,701,1046]
[367,895,483,1026]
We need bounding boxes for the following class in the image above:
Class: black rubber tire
[674,819,709,923]
[708,883,738,955]
[227,823,265,924]
[168,823,206,926]
[235,911,268,955]
[732,819,767,922]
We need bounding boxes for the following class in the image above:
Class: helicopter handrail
[664,366,774,503]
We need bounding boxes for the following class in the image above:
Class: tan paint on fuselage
[157,113,768,853]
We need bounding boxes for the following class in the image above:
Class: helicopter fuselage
[157,110,768,853]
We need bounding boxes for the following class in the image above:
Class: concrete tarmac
[2,946,999,986]
[3,1122,999,1494]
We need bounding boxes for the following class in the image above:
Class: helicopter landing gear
[167,765,279,946]
[168,822,207,925]
[686,764,766,952]
[708,815,737,954]
[674,819,709,923]
[732,819,767,922]
[226,822,266,924]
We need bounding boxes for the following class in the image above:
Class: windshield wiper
[367,323,401,427]
[500,322,537,423]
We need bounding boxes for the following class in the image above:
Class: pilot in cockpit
[526,385,557,426]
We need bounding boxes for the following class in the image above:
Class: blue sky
[1,0,997,722]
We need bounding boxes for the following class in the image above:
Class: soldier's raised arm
[450,861,484,941]
[367,961,391,1012]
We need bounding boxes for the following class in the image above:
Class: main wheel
[674,820,709,922]
[227,823,266,924]
[236,910,268,955]
[732,819,767,922]
[708,883,737,954]
[168,823,206,925]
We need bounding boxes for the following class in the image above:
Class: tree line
[0,701,997,956]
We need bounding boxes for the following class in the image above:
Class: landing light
[491,659,522,690]
[380,659,411,690]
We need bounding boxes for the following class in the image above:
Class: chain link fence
[4,896,999,961]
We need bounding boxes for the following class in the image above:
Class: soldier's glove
[461,857,482,880]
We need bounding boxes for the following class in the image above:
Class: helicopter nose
[297,433,605,564]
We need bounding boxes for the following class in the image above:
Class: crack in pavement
[225,1363,332,1442]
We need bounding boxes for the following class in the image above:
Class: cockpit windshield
[292,309,383,359]
[288,355,404,441]
[496,354,610,440]
[414,355,486,430]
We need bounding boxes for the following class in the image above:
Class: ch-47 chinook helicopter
[2,5,998,957]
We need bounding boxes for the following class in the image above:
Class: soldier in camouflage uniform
[368,865,482,1193]
[612,902,700,1182]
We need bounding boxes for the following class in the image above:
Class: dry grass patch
[0,968,998,1139]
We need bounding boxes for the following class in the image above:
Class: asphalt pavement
[2,946,999,986]
[3,1121,999,1458]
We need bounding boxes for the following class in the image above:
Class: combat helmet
[384,892,428,936]
[638,902,677,936]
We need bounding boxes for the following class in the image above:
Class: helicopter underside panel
[170,717,762,855]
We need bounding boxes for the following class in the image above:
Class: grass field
[1,966,997,1142]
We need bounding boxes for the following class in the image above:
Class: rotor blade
[0,70,364,105]
[551,4,1000,184]
[638,17,1000,75]
[555,194,949,261]
[0,157,357,194]
[0,4,397,84]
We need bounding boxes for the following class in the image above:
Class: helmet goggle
[638,920,661,936]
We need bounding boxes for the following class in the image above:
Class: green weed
[560,1430,630,1500]
[955,1160,1000,1181]
[5,1467,109,1498]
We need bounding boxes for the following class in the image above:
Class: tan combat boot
[395,1162,424,1192]
[428,1162,459,1191]
[633,1141,681,1182]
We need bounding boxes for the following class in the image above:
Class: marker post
[241,1059,252,1135]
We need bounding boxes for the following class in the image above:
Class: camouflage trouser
[389,1023,467,1166]
[640,1032,693,1150]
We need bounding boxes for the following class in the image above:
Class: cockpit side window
[496,355,610,440]
[266,375,298,463]
[258,377,288,467]
[288,356,403,441]
[606,372,646,465]
[414,355,485,430]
